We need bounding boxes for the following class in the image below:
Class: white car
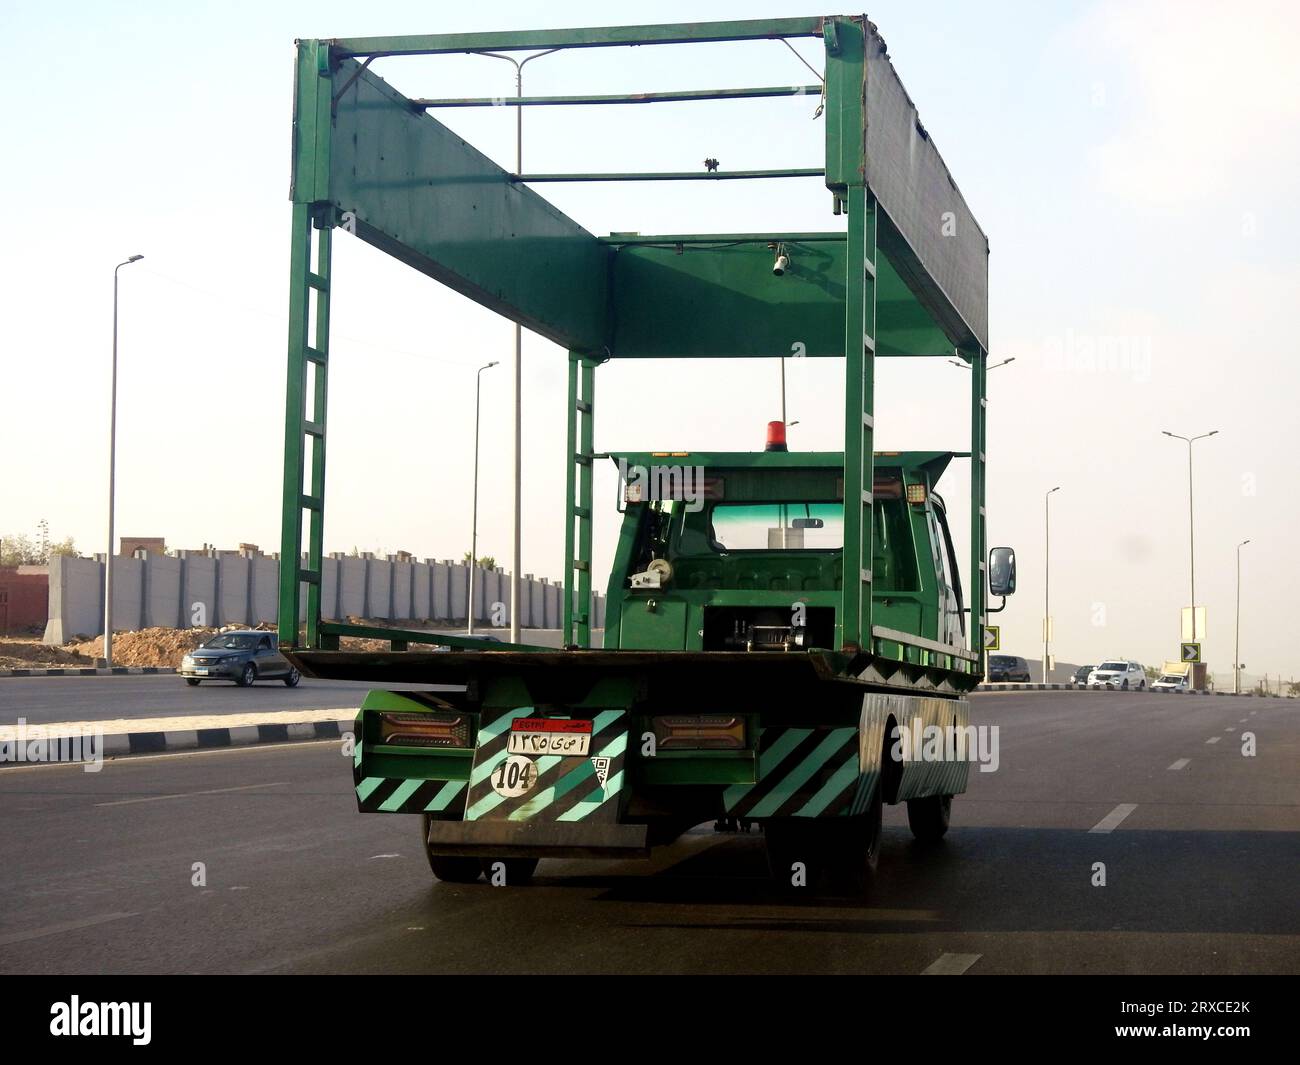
[1088,660,1147,690]
[1151,672,1190,692]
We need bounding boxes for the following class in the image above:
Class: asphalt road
[0,690,1295,974]
[0,675,441,726]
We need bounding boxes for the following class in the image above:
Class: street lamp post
[104,254,143,668]
[1235,539,1250,694]
[1162,429,1218,648]
[467,360,499,634]
[475,48,559,645]
[1043,486,1061,683]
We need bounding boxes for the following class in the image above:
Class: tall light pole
[1235,539,1250,694]
[467,360,499,634]
[1042,486,1061,682]
[1162,429,1218,647]
[104,254,143,667]
[476,48,559,645]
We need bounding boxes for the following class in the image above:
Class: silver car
[179,631,301,687]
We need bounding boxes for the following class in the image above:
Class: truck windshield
[710,503,843,551]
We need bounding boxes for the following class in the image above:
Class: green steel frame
[278,17,989,669]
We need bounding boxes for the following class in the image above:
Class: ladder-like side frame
[278,18,989,674]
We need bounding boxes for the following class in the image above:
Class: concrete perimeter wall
[42,553,603,643]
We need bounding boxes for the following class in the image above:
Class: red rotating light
[765,421,788,452]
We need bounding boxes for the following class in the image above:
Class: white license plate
[194,668,209,675]
[508,723,591,756]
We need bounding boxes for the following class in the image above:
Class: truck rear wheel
[830,781,883,895]
[906,794,952,842]
[421,814,481,883]
[765,782,883,896]
[764,818,822,893]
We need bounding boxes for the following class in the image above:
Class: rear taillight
[378,711,472,748]
[652,715,746,750]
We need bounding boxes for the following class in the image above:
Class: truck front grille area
[701,606,836,652]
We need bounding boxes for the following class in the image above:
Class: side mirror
[989,546,1016,597]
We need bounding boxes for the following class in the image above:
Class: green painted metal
[278,206,332,650]
[329,57,608,354]
[279,15,988,674]
[320,620,550,653]
[606,233,949,359]
[967,345,988,660]
[330,17,826,57]
[599,450,978,676]
[415,85,822,108]
[562,352,598,648]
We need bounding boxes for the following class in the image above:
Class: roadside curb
[0,715,357,768]
[0,666,177,678]
[976,683,1287,698]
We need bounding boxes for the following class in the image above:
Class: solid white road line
[1089,803,1138,833]
[95,781,288,807]
[0,911,137,946]
[1206,736,1221,744]
[921,952,982,975]
[0,737,342,774]
[1167,758,1190,770]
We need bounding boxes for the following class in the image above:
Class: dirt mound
[67,627,219,668]
[0,637,95,669]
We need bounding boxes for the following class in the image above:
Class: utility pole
[467,360,498,634]
[1043,486,1060,683]
[1162,429,1218,648]
[1235,539,1250,694]
[475,47,559,645]
[105,254,144,667]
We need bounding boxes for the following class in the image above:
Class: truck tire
[421,814,481,883]
[764,819,821,893]
[907,793,952,842]
[765,783,884,896]
[832,781,883,894]
[480,858,539,886]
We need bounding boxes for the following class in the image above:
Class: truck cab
[604,450,966,656]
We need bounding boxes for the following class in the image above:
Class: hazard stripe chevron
[724,726,860,818]
[465,708,627,823]
[354,775,468,814]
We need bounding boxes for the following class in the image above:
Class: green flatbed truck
[277,16,1017,890]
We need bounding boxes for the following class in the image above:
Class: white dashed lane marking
[0,911,137,946]
[921,952,982,975]
[1168,758,1190,770]
[95,781,288,807]
[1206,736,1221,744]
[1089,803,1138,833]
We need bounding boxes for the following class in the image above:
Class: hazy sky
[2,1,1297,678]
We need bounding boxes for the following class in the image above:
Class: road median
[0,708,358,767]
